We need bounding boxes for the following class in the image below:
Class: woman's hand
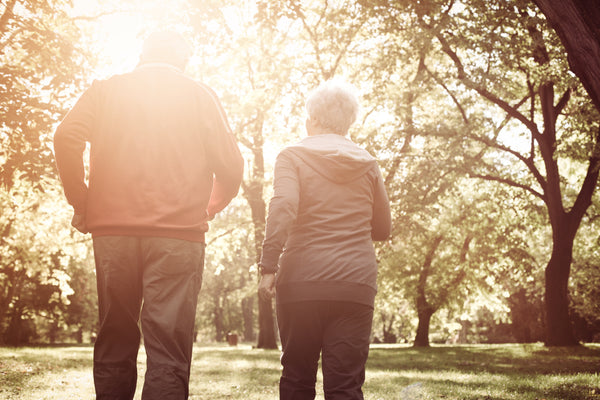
[258,273,276,301]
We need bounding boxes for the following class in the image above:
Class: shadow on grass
[365,344,600,400]
[368,343,600,373]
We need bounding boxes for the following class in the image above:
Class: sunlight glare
[71,0,157,78]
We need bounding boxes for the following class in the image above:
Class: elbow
[371,227,391,242]
[371,219,391,241]
[53,123,84,155]
[371,208,392,241]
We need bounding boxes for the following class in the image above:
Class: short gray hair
[306,80,359,135]
[140,31,190,68]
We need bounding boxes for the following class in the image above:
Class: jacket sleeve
[259,151,299,273]
[201,86,244,218]
[53,82,98,215]
[371,165,392,241]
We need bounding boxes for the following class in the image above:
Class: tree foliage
[1,0,599,346]
[360,0,599,346]
[0,0,89,188]
[0,177,94,345]
[0,0,93,345]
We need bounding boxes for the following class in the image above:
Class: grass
[0,343,599,399]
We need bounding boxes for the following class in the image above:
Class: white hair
[306,79,360,135]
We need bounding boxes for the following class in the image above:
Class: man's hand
[258,273,276,301]
[71,214,88,234]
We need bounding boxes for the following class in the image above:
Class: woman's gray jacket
[260,133,391,307]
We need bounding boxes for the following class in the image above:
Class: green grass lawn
[0,343,599,399]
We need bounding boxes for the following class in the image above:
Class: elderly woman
[258,80,391,400]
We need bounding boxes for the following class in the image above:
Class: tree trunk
[238,259,256,342]
[240,111,278,349]
[241,296,255,342]
[75,326,83,344]
[414,304,434,347]
[536,83,600,346]
[544,249,577,346]
[213,302,225,342]
[257,297,277,349]
[380,312,397,343]
[243,176,277,349]
[544,213,579,346]
[413,235,443,347]
[253,217,277,349]
[4,301,27,346]
[532,0,600,112]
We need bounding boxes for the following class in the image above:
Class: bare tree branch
[569,127,600,221]
[554,87,572,116]
[423,63,469,125]
[328,16,367,78]
[384,129,412,187]
[463,121,547,190]
[474,82,541,136]
[290,3,328,79]
[317,0,328,28]
[469,173,545,200]
[492,93,530,139]
[431,28,541,136]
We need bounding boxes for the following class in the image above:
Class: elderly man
[54,31,243,399]
[259,80,391,400]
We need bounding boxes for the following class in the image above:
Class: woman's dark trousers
[277,300,374,400]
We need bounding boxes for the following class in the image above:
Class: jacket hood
[286,134,376,183]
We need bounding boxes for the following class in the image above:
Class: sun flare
[71,0,189,78]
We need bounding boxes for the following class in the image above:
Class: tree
[436,0,598,346]
[0,0,89,189]
[5,0,598,347]
[0,0,92,344]
[362,0,599,346]
[0,177,93,344]
[64,253,97,344]
[197,199,256,342]
[187,0,311,348]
